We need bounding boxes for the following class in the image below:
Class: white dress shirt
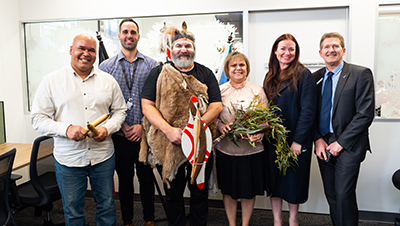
[30,65,127,167]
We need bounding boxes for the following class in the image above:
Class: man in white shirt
[30,34,127,226]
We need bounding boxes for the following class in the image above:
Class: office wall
[248,8,348,213]
[0,0,32,143]
[2,0,400,215]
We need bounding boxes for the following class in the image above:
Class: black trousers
[157,152,214,226]
[112,134,155,225]
[317,134,361,226]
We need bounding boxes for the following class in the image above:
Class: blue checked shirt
[99,51,156,130]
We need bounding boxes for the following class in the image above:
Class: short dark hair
[319,32,345,50]
[119,18,139,34]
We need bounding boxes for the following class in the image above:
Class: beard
[121,38,138,51]
[171,52,196,69]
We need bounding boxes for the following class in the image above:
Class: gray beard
[171,52,196,69]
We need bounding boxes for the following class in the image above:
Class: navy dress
[264,68,317,204]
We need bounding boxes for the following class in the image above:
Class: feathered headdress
[160,21,195,60]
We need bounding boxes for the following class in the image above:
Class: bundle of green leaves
[214,94,297,175]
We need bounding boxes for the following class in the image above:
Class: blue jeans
[55,154,116,226]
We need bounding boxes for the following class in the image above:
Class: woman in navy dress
[263,34,317,226]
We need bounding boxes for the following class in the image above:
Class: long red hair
[263,34,306,101]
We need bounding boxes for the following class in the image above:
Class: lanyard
[120,60,139,97]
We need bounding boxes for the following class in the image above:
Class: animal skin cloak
[140,63,215,187]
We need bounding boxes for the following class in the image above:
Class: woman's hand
[218,122,233,134]
[246,133,264,142]
[291,141,302,155]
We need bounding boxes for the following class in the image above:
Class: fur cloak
[140,63,215,187]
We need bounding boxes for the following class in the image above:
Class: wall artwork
[375,9,400,119]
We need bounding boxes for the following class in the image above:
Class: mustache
[80,56,91,60]
[176,52,192,58]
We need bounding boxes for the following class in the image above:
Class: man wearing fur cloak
[140,22,222,225]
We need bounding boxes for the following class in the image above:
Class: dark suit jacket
[265,68,317,202]
[313,61,375,162]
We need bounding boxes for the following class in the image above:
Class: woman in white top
[216,51,268,226]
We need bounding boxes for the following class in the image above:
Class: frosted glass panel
[375,10,400,118]
[24,13,242,111]
[25,20,98,111]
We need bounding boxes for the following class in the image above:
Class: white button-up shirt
[30,65,127,167]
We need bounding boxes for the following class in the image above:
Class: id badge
[127,98,133,111]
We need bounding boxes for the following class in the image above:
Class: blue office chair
[9,136,63,226]
[0,148,16,226]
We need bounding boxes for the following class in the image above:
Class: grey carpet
[12,197,393,226]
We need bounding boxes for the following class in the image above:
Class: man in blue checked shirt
[99,18,157,226]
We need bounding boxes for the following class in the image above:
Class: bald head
[73,34,96,45]
[70,34,97,78]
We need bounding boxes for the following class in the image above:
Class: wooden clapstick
[84,113,110,133]
[91,113,110,127]
[87,123,99,136]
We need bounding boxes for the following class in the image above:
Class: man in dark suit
[313,32,375,226]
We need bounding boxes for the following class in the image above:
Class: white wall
[2,0,400,215]
[1,1,41,145]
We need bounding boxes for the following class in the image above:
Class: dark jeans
[157,152,214,226]
[112,134,155,225]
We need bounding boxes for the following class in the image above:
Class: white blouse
[215,80,268,156]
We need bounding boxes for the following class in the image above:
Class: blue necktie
[319,71,334,136]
